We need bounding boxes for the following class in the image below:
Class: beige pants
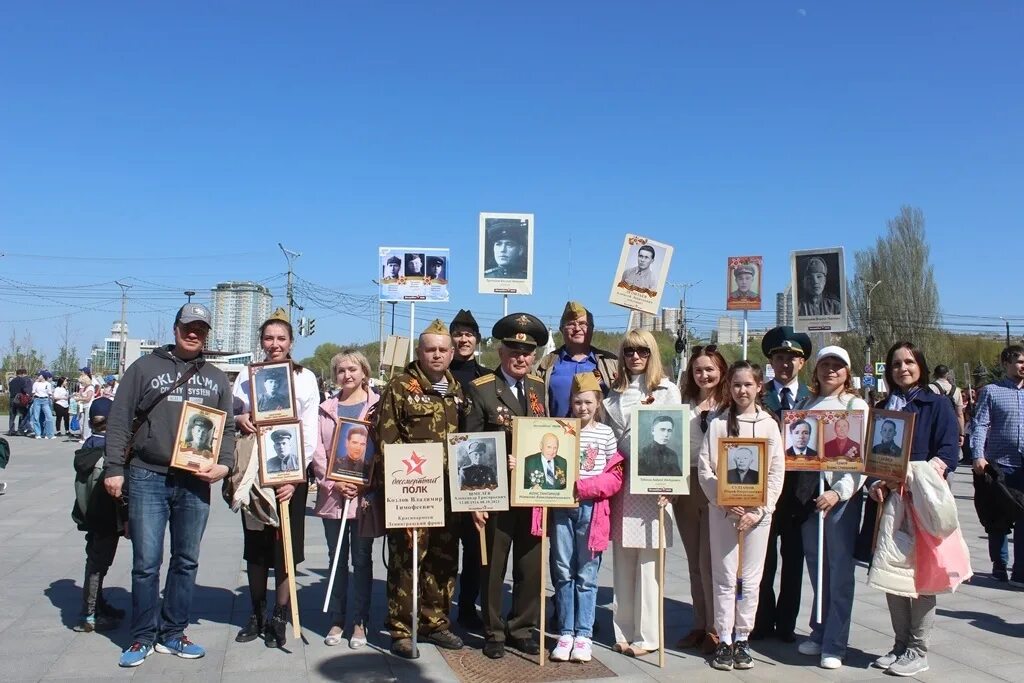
[673,471,714,632]
[612,546,661,649]
[708,508,772,644]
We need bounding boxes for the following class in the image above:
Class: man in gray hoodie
[104,303,235,668]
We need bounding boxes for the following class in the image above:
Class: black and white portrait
[458,439,498,491]
[791,248,848,333]
[727,445,760,484]
[171,401,227,473]
[619,244,661,293]
[871,417,904,456]
[483,217,529,279]
[629,405,689,494]
[447,431,510,513]
[404,252,426,277]
[182,413,215,454]
[258,421,306,486]
[382,255,403,281]
[427,255,447,282]
[609,234,674,316]
[638,414,682,476]
[250,361,295,423]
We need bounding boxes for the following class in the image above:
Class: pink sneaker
[550,635,573,662]
[570,636,593,662]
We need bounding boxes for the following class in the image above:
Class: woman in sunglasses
[603,329,681,657]
[674,344,729,653]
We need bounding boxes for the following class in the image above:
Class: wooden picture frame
[717,437,768,507]
[256,421,307,487]
[249,360,296,424]
[629,404,690,495]
[510,417,581,508]
[865,409,916,482]
[782,410,824,471]
[170,401,228,473]
[447,431,509,513]
[326,417,375,486]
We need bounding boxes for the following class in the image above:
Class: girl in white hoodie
[699,361,784,672]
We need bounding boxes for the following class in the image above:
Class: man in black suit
[463,312,548,659]
[727,446,759,484]
[785,420,818,458]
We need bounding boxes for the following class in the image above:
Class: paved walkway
[0,429,1021,682]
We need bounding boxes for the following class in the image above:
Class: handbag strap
[124,361,203,461]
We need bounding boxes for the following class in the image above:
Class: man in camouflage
[375,319,468,659]
[464,312,549,659]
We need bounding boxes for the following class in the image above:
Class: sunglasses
[700,409,710,433]
[623,347,651,358]
[691,344,718,356]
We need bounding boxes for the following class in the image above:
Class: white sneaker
[550,635,573,662]
[820,655,842,669]
[570,636,592,662]
[798,640,822,656]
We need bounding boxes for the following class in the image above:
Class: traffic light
[298,317,307,336]
[307,319,316,336]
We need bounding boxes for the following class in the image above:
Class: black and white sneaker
[733,640,754,669]
[711,642,734,671]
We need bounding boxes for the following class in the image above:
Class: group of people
[84,298,999,678]
[6,367,116,441]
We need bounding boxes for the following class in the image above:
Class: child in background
[72,397,126,632]
[549,373,624,663]
[698,361,784,671]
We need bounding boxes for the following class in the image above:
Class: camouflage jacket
[373,362,467,487]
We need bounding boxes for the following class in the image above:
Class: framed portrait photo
[447,432,509,513]
[249,360,296,424]
[629,404,690,495]
[171,401,228,473]
[821,410,866,473]
[510,417,581,508]
[717,437,768,507]
[865,409,915,482]
[478,212,533,295]
[608,233,673,315]
[384,442,446,528]
[326,417,375,486]
[256,421,307,487]
[726,255,763,311]
[782,410,824,471]
[792,247,848,333]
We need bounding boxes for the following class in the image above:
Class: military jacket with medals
[463,369,547,454]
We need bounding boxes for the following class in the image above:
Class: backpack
[72,444,105,528]
[930,380,958,413]
[0,437,9,469]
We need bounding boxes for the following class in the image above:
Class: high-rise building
[776,286,794,327]
[717,316,742,345]
[659,307,681,334]
[210,281,274,356]
[635,312,656,332]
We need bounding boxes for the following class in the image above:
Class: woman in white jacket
[603,329,681,657]
[794,346,869,670]
[698,360,784,672]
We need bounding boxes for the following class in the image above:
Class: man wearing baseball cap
[104,302,235,668]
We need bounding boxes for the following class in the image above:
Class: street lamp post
[184,290,195,303]
[862,279,883,398]
[1000,317,1011,347]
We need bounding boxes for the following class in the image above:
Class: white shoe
[550,635,573,662]
[820,655,842,669]
[798,640,822,656]
[570,636,592,663]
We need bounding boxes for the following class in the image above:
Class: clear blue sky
[2,2,1021,361]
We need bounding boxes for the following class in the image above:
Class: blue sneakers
[155,634,206,659]
[118,642,154,668]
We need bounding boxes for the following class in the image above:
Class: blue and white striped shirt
[970,378,1024,469]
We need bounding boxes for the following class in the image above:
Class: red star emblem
[403,451,426,475]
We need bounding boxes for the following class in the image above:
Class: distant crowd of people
[7,367,117,441]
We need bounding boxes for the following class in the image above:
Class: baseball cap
[816,345,851,367]
[175,303,212,327]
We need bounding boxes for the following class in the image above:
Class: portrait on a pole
[865,409,915,482]
[478,213,533,295]
[716,438,768,507]
[326,417,375,486]
[609,233,673,315]
[791,247,847,333]
[629,404,690,495]
[447,432,509,513]
[384,442,446,528]
[249,360,296,424]
[379,247,451,302]
[725,255,763,311]
[782,410,824,471]
[257,421,307,487]
[510,417,580,508]
[171,402,227,473]
[821,410,865,473]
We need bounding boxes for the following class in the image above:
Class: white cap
[816,345,851,367]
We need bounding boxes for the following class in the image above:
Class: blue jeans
[989,466,1024,580]
[801,490,863,658]
[323,516,374,627]
[550,502,601,638]
[127,466,210,645]
[30,398,54,437]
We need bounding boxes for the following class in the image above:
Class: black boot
[95,573,126,621]
[236,599,265,643]
[264,604,288,648]
[75,562,118,632]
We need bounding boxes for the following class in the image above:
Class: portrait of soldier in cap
[404,252,426,277]
[482,217,529,279]
[265,427,301,473]
[459,440,498,490]
[795,252,843,317]
[254,365,291,413]
[382,255,402,281]
[427,256,447,282]
[181,413,216,454]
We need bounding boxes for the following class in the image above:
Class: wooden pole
[322,499,351,613]
[278,501,301,638]
[411,529,420,658]
[658,505,666,669]
[816,473,824,624]
[736,529,744,601]
[478,525,488,566]
[539,510,547,667]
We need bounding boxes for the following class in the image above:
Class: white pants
[612,546,661,649]
[708,508,772,644]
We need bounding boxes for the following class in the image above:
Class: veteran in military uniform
[483,219,528,279]
[374,319,468,659]
[464,312,549,659]
[459,441,498,490]
[797,256,842,316]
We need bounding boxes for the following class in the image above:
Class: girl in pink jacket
[549,373,624,663]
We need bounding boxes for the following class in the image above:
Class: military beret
[421,319,451,337]
[271,429,293,442]
[761,325,813,359]
[560,301,588,327]
[804,257,827,276]
[571,372,602,395]
[493,312,549,350]
[449,309,481,339]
